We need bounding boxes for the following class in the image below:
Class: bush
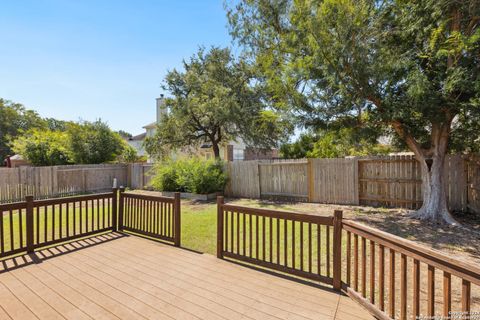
[150,158,228,194]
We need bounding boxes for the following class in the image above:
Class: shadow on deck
[0,233,373,320]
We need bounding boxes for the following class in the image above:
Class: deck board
[0,233,374,320]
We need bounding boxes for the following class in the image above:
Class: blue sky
[0,0,232,135]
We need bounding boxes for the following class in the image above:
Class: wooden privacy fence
[0,189,181,258]
[216,198,480,320]
[0,164,128,203]
[227,155,480,213]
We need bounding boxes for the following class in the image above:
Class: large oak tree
[227,0,480,224]
[145,47,291,159]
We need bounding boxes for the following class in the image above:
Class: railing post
[333,210,343,290]
[26,195,34,253]
[174,192,181,247]
[118,187,125,231]
[112,187,118,232]
[217,196,224,259]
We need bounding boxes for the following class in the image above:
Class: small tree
[227,0,480,224]
[145,47,291,159]
[11,129,71,166]
[67,120,124,164]
[0,99,46,162]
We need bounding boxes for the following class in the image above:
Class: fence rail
[216,198,480,320]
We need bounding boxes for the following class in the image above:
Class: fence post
[217,196,224,259]
[333,210,343,290]
[174,192,181,247]
[26,195,34,253]
[112,187,118,232]
[118,187,125,231]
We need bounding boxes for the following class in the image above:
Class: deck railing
[217,196,343,288]
[0,190,116,257]
[342,220,480,320]
[216,196,480,320]
[119,190,181,246]
[0,189,181,258]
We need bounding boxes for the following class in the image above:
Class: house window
[233,148,244,161]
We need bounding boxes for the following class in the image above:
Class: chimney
[156,94,166,124]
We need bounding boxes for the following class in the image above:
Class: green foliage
[151,158,228,194]
[280,134,315,159]
[11,119,126,165]
[11,129,71,166]
[145,46,292,160]
[0,99,46,162]
[227,0,480,156]
[117,144,142,163]
[307,129,392,158]
[67,120,124,164]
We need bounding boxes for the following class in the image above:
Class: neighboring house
[128,95,279,162]
[3,155,30,168]
[126,133,147,157]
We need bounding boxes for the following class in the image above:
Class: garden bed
[160,191,218,201]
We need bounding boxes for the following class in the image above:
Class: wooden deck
[0,233,373,320]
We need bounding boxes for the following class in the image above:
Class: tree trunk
[412,148,458,225]
[212,142,220,159]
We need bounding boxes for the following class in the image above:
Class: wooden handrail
[343,220,480,285]
[221,203,334,225]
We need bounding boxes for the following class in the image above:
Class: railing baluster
[243,213,246,256]
[292,220,296,269]
[317,223,321,275]
[9,209,14,250]
[79,201,83,234]
[35,206,39,244]
[44,205,48,242]
[389,249,395,319]
[400,253,407,320]
[413,259,420,318]
[237,211,240,255]
[300,221,304,271]
[73,202,77,236]
[443,271,451,318]
[284,218,287,267]
[59,203,63,238]
[0,207,4,253]
[19,206,24,247]
[269,216,273,262]
[379,244,385,311]
[66,202,70,238]
[354,234,359,291]
[347,231,351,286]
[262,216,265,260]
[277,219,280,265]
[231,211,235,253]
[249,214,252,258]
[361,237,366,298]
[255,215,259,259]
[462,279,471,315]
[308,222,312,273]
[428,265,435,317]
[326,225,331,277]
[370,240,375,304]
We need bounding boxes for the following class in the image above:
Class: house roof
[129,132,147,141]
[143,122,156,129]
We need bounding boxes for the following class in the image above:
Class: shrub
[150,160,182,192]
[150,158,228,194]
